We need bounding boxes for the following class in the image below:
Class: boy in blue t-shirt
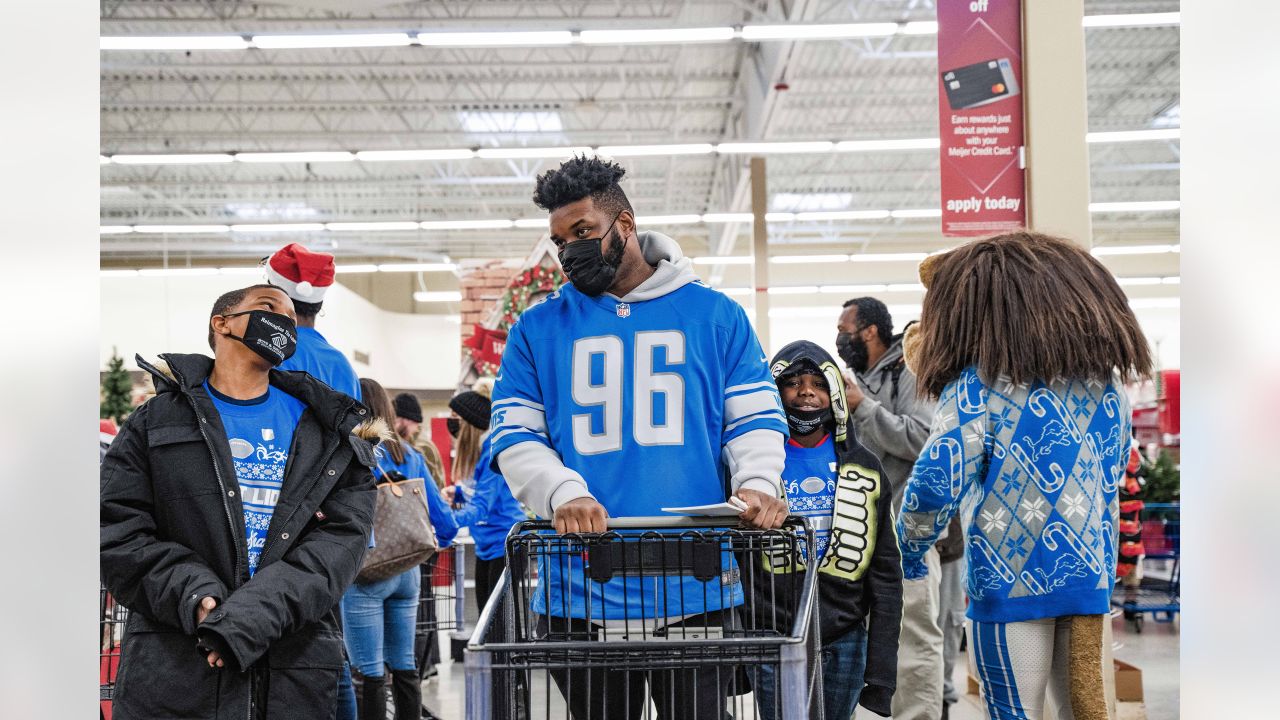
[748,340,902,719]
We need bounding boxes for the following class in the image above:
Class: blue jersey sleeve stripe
[725,380,776,396]
[489,426,550,448]
[724,408,786,434]
[724,391,783,424]
[492,397,545,412]
[492,404,547,433]
[723,416,789,442]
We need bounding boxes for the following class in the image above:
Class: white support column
[1023,0,1093,247]
[750,156,770,350]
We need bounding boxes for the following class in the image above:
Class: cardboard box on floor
[966,660,1143,708]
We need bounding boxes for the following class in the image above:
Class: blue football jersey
[490,280,787,619]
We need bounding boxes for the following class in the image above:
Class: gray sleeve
[496,441,595,518]
[722,428,786,498]
[850,368,936,464]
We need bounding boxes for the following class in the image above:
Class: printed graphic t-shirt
[782,434,837,563]
[206,381,307,576]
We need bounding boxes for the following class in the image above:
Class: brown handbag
[356,472,439,584]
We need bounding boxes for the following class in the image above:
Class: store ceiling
[99,0,1180,269]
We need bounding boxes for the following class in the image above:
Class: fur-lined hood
[137,352,384,442]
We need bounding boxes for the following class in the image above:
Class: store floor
[420,609,1178,719]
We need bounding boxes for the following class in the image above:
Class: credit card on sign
[941,57,1020,110]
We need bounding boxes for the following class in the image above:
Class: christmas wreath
[496,263,565,331]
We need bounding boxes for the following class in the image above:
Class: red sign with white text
[937,0,1026,236]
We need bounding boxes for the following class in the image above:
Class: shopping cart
[465,516,823,720]
[416,545,467,719]
[1113,502,1180,631]
[100,585,128,720]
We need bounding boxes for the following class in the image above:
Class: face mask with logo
[446,417,461,438]
[221,310,297,366]
[786,406,832,437]
[835,328,870,374]
[557,213,627,297]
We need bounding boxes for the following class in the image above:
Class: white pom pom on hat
[296,281,314,298]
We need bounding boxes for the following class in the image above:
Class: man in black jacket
[100,284,382,720]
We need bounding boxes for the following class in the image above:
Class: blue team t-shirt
[205,381,307,576]
[781,435,837,563]
[279,326,362,402]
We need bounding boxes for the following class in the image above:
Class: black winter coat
[100,353,380,720]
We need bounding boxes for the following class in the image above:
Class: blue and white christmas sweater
[896,367,1132,623]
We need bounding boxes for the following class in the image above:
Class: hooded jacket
[496,230,786,517]
[100,353,381,720]
[850,335,936,511]
[749,340,903,716]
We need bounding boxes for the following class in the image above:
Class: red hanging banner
[937,0,1026,236]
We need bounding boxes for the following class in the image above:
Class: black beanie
[449,391,491,431]
[393,393,423,423]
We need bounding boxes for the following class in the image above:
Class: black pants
[535,612,733,720]
[474,555,507,615]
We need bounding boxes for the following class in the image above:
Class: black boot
[359,673,387,720]
[390,668,422,720]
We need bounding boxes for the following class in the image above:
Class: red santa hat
[264,243,336,303]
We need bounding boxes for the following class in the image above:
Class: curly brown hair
[912,231,1153,397]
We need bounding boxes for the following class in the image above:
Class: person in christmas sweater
[895,232,1153,720]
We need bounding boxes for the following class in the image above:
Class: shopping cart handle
[514,515,810,532]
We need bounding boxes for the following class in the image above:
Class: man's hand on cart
[553,497,608,535]
[735,489,788,530]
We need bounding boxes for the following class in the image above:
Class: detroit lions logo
[1028,554,1091,594]
[1022,421,1073,462]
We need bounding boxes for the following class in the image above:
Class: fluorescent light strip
[415,31,574,47]
[767,285,820,295]
[1082,12,1180,28]
[110,201,1182,236]
[596,143,715,157]
[1086,129,1180,143]
[768,305,923,319]
[413,291,463,302]
[325,221,419,232]
[849,252,929,262]
[334,264,381,274]
[356,149,477,162]
[100,14,1179,54]
[770,254,851,264]
[1091,244,1180,256]
[137,268,220,277]
[230,223,326,232]
[101,36,249,50]
[1128,298,1181,309]
[691,256,753,265]
[580,27,736,44]
[237,151,355,163]
[133,225,229,234]
[111,153,234,165]
[635,215,703,225]
[252,33,411,49]
[378,263,457,273]
[741,23,898,41]
[103,129,1171,166]
[1089,201,1180,213]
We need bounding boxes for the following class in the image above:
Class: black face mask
[446,418,461,438]
[558,213,627,297]
[222,310,297,366]
[835,328,870,374]
[786,406,833,437]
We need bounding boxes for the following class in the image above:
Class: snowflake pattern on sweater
[896,368,1131,623]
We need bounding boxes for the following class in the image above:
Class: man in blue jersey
[490,156,789,719]
[266,243,363,402]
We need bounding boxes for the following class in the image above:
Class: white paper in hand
[661,497,748,517]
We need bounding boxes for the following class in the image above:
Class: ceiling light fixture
[1082,12,1180,28]
[230,223,326,232]
[379,263,457,273]
[111,153,234,165]
[413,291,464,302]
[236,151,355,163]
[1086,129,1180,143]
[414,31,574,47]
[355,149,477,162]
[1089,201,1180,213]
[252,33,412,49]
[1091,244,1180,256]
[580,27,736,44]
[741,23,898,41]
[133,225,229,234]
[100,35,250,50]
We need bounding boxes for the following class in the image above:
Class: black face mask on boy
[558,213,627,297]
[221,310,297,366]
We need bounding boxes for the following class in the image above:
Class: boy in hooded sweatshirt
[746,340,903,719]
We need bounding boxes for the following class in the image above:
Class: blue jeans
[754,623,868,720]
[342,569,421,677]
[337,661,357,720]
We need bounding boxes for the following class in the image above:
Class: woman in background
[344,378,457,720]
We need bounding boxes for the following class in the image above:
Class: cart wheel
[1132,615,1144,633]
